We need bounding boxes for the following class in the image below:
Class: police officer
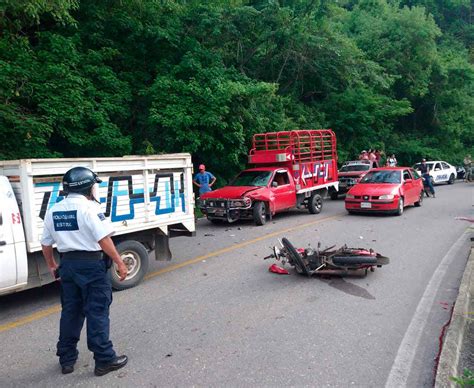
[41,167,129,376]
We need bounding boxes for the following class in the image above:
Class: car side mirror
[272,181,278,188]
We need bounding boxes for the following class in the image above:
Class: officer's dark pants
[57,258,116,367]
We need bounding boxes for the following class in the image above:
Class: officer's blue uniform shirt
[41,193,114,252]
[194,171,215,194]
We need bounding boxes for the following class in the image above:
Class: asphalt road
[0,181,472,387]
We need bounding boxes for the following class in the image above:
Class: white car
[413,160,457,185]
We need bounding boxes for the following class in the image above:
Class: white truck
[0,154,195,296]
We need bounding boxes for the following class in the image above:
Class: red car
[344,167,423,215]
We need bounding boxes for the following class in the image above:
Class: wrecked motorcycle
[265,237,389,276]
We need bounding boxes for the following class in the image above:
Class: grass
[450,369,474,387]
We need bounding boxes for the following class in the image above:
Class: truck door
[0,177,28,295]
[271,170,296,211]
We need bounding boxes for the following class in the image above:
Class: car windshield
[340,164,371,172]
[360,170,401,184]
[230,171,272,187]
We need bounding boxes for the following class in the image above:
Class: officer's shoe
[94,355,128,376]
[61,365,74,374]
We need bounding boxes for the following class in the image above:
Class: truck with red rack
[198,130,339,225]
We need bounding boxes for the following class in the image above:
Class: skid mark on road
[0,213,345,334]
[324,278,375,300]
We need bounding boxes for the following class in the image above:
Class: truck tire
[111,240,149,291]
[253,201,267,225]
[308,193,323,214]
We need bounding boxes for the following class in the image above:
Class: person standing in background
[368,149,377,168]
[375,149,383,167]
[386,154,397,167]
[193,164,216,196]
[463,154,472,182]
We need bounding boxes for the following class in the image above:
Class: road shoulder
[435,228,473,387]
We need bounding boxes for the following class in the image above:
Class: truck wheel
[253,201,267,225]
[308,193,323,214]
[111,240,149,291]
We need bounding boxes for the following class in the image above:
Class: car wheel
[395,197,404,216]
[414,191,423,207]
[448,174,455,184]
[308,193,323,214]
[347,209,355,215]
[253,201,267,226]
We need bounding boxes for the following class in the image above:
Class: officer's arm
[98,236,128,281]
[41,244,58,276]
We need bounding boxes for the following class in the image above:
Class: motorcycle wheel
[281,238,311,277]
[332,255,378,266]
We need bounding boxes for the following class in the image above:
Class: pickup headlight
[346,194,355,199]
[379,194,394,200]
[229,197,251,208]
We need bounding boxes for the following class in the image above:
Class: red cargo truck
[198,130,339,225]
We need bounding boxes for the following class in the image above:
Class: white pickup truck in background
[0,154,195,296]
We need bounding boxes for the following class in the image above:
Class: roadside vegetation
[0,0,472,182]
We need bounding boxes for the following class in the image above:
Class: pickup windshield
[340,164,371,172]
[360,170,401,184]
[230,171,272,187]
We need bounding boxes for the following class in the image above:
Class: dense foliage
[0,0,472,180]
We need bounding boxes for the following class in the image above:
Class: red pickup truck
[198,130,339,225]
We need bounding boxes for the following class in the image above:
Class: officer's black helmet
[63,167,102,195]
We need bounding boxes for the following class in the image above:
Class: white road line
[385,229,471,387]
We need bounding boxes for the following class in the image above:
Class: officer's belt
[61,251,103,260]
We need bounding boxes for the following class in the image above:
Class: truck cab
[0,177,28,295]
[331,160,372,199]
[200,167,297,224]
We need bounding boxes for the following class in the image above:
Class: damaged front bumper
[198,198,253,223]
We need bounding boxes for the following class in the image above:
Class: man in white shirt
[41,167,128,376]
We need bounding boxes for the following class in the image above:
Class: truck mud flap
[155,231,172,261]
